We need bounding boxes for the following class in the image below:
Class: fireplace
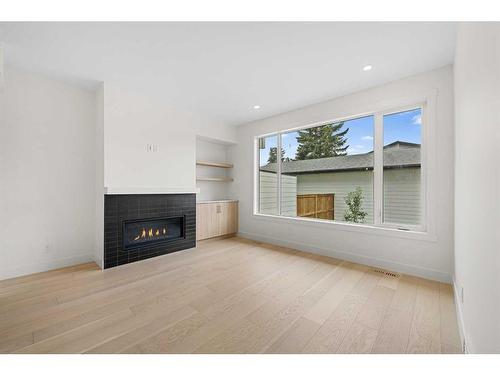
[122,216,185,249]
[104,194,195,269]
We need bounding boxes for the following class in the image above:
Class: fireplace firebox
[104,193,196,269]
[123,216,185,249]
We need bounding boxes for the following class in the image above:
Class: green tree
[267,147,285,163]
[344,187,367,223]
[295,122,349,160]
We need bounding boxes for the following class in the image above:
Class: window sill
[252,213,437,242]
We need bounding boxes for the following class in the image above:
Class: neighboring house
[259,141,421,225]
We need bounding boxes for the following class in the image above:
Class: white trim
[104,187,199,194]
[277,133,283,215]
[453,277,470,353]
[252,212,437,242]
[253,137,260,214]
[254,133,280,215]
[237,231,450,283]
[94,255,103,270]
[423,92,438,238]
[374,113,383,225]
[0,253,95,281]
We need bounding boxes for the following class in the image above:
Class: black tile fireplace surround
[104,193,196,269]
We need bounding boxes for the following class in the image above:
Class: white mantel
[104,187,200,195]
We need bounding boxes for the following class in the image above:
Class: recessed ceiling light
[253,105,261,109]
[363,65,373,71]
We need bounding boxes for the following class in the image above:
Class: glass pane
[279,116,374,223]
[258,134,279,215]
[383,108,422,225]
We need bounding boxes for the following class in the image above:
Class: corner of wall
[95,83,105,269]
[452,277,469,353]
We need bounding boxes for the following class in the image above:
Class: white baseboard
[94,255,103,270]
[237,231,452,283]
[0,253,95,281]
[453,277,470,353]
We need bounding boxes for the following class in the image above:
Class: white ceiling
[0,22,456,126]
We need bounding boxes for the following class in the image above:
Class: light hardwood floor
[0,237,462,354]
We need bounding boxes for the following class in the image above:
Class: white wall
[232,66,454,282]
[103,82,236,191]
[454,23,500,353]
[0,66,97,279]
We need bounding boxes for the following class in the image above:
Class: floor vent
[372,268,401,278]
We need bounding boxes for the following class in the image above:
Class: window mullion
[277,133,282,216]
[374,113,384,225]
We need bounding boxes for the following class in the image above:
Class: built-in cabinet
[196,200,238,240]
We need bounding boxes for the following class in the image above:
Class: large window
[256,104,424,231]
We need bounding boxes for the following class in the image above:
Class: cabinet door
[218,202,238,236]
[196,203,219,240]
[197,202,238,240]
[226,202,238,234]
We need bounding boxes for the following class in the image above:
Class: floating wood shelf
[196,177,234,182]
[196,161,233,168]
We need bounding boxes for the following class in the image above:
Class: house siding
[383,168,421,225]
[259,171,278,215]
[259,172,297,216]
[297,170,374,223]
[259,168,421,225]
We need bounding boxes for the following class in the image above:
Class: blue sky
[383,108,421,146]
[260,108,421,165]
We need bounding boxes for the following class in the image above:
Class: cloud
[361,135,374,141]
[412,114,422,125]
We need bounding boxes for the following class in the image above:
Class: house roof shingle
[260,141,420,174]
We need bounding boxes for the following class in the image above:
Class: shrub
[344,187,367,223]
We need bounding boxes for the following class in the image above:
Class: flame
[133,226,168,242]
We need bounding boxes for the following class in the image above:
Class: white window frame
[376,103,426,232]
[253,91,436,238]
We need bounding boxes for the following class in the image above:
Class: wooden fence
[296,194,334,220]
